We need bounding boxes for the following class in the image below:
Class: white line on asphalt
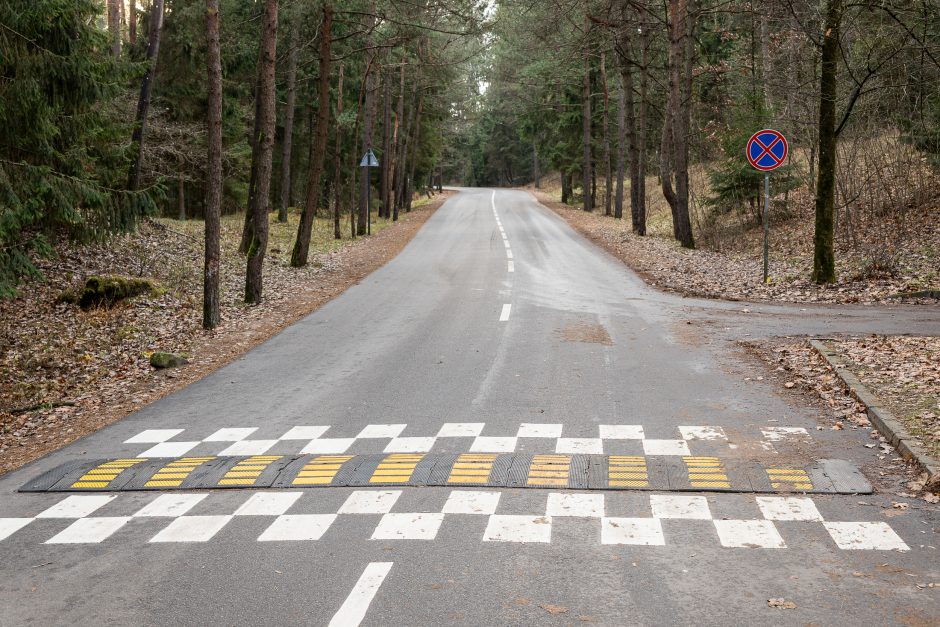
[506,250,513,259]
[508,261,514,272]
[328,562,394,627]
[491,189,497,212]
[499,304,511,321]
[503,239,510,249]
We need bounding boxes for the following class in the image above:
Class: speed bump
[20,454,870,494]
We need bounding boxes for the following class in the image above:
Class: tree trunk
[127,0,164,191]
[128,0,137,46]
[391,63,405,221]
[333,62,344,240]
[357,3,376,235]
[381,67,392,219]
[405,89,424,211]
[278,18,299,223]
[203,0,222,330]
[637,5,649,235]
[561,172,572,204]
[812,0,842,284]
[244,0,278,304]
[395,69,417,218]
[177,160,185,219]
[291,2,333,267]
[600,51,612,216]
[239,73,263,254]
[615,59,626,220]
[532,141,540,188]
[108,0,122,57]
[582,40,593,212]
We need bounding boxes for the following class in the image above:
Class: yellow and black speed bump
[18,455,872,494]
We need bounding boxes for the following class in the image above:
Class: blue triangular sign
[359,149,379,168]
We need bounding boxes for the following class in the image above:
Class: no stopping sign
[746,129,788,171]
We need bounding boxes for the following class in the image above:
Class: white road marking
[650,495,712,520]
[279,425,330,440]
[508,261,514,272]
[599,425,645,440]
[483,515,552,543]
[383,437,436,453]
[503,239,510,249]
[133,494,207,518]
[546,493,604,517]
[37,495,116,519]
[469,436,517,452]
[678,426,727,441]
[258,514,336,541]
[491,189,497,211]
[338,491,401,514]
[328,562,394,627]
[761,426,809,441]
[149,515,233,543]
[46,517,130,544]
[356,424,407,439]
[714,520,786,548]
[601,517,665,546]
[234,492,302,516]
[204,427,257,442]
[371,513,444,540]
[556,438,604,454]
[501,233,508,241]
[517,423,564,438]
[301,438,355,454]
[124,429,184,444]
[824,522,910,550]
[756,496,824,522]
[436,423,486,437]
[642,439,691,456]
[506,249,513,259]
[218,439,277,456]
[442,491,501,515]
[0,518,33,541]
[499,304,511,321]
[138,441,200,458]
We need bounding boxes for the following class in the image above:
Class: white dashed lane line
[328,562,394,627]
[508,261,514,273]
[499,304,512,322]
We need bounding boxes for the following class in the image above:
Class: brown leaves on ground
[767,598,797,609]
[0,197,448,475]
[539,604,569,615]
[534,190,939,305]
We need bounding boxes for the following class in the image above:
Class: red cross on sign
[746,129,788,172]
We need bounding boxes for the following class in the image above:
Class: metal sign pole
[763,173,769,283]
[366,164,371,236]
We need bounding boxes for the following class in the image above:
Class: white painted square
[546,493,604,517]
[279,426,330,440]
[338,491,401,514]
[601,517,665,545]
[824,522,909,551]
[0,518,32,541]
[125,429,184,444]
[45,517,130,544]
[356,424,407,439]
[761,427,809,441]
[436,423,485,438]
[137,441,200,458]
[599,425,645,440]
[482,515,552,543]
[714,519,786,548]
[756,497,824,522]
[678,426,727,441]
[499,304,512,321]
[301,438,355,454]
[204,427,257,442]
[650,495,712,520]
[218,439,277,456]
[442,491,501,515]
[258,514,336,541]
[642,439,691,456]
[470,436,517,453]
[37,495,116,519]
[149,515,233,543]
[517,423,563,438]
[234,492,302,516]
[371,513,444,540]
[384,437,436,453]
[134,494,207,518]
[556,438,604,454]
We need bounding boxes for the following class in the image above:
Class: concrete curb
[809,339,940,483]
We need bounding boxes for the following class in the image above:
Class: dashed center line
[328,562,394,627]
[499,304,512,322]
[508,261,514,272]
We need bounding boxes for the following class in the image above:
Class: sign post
[359,148,379,235]
[746,129,788,283]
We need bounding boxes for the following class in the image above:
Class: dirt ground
[0,195,448,476]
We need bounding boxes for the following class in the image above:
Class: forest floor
[0,195,449,476]
[532,179,940,479]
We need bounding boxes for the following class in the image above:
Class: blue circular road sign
[746,129,788,171]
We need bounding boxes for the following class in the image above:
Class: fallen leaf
[540,604,569,615]
[767,598,797,609]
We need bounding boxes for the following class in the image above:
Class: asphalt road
[1,188,938,626]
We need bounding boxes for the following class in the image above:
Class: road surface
[1,188,938,626]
